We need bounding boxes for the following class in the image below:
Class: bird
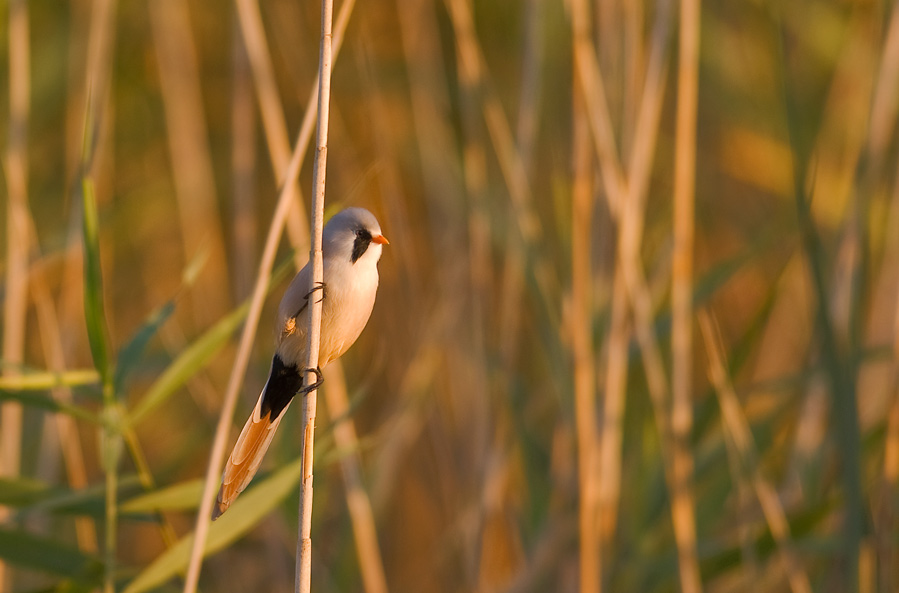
[213,207,388,520]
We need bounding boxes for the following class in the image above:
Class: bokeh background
[2,0,899,592]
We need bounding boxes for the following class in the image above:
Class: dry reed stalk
[445,6,495,580]
[369,339,443,509]
[30,255,98,554]
[395,0,458,211]
[149,0,231,324]
[865,1,899,164]
[443,0,555,313]
[596,263,629,547]
[295,0,335,589]
[570,0,625,215]
[698,312,812,593]
[571,88,601,592]
[878,21,899,577]
[497,0,542,378]
[355,39,420,289]
[669,0,702,589]
[621,0,644,159]
[322,365,388,593]
[182,1,358,589]
[233,0,308,254]
[235,0,358,259]
[567,4,633,559]
[82,0,115,167]
[609,0,674,542]
[517,0,541,175]
[882,376,899,591]
[570,0,678,568]
[182,81,314,593]
[231,22,258,301]
[449,0,492,479]
[182,121,301,593]
[0,1,31,588]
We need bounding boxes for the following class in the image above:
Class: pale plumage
[213,208,387,519]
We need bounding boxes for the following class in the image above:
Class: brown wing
[212,391,288,520]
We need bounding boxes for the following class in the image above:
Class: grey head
[323,207,389,264]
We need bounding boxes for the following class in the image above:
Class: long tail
[212,384,288,520]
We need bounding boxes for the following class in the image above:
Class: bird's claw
[305,282,325,305]
[298,367,324,394]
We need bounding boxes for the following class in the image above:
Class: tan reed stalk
[621,0,644,159]
[670,0,702,589]
[182,80,309,593]
[449,0,492,465]
[295,0,335,589]
[611,0,674,541]
[231,22,258,301]
[570,0,679,568]
[865,1,899,164]
[235,0,357,259]
[445,0,494,567]
[322,365,388,593]
[569,0,629,570]
[570,0,625,215]
[568,29,667,534]
[233,0,308,256]
[181,2,357,589]
[149,0,231,324]
[597,260,629,547]
[879,44,899,582]
[395,0,458,207]
[698,311,812,593]
[498,0,542,377]
[181,167,297,593]
[0,0,31,588]
[882,374,899,591]
[443,0,556,323]
[30,256,98,554]
[860,9,899,590]
[571,87,601,592]
[516,0,541,175]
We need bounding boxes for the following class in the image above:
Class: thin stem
[149,0,231,326]
[571,86,600,591]
[777,16,863,591]
[670,0,702,589]
[698,311,812,593]
[0,0,31,587]
[323,365,388,593]
[295,0,334,588]
[180,1,357,589]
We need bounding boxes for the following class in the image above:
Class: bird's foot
[289,283,326,322]
[298,367,324,394]
[305,282,325,305]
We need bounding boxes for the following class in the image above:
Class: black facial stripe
[351,228,372,263]
[260,354,304,422]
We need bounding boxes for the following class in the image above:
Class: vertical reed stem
[571,90,599,591]
[0,0,31,588]
[296,0,334,589]
[671,0,702,589]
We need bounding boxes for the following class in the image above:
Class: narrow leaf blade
[122,458,304,593]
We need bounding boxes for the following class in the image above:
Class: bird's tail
[213,385,287,520]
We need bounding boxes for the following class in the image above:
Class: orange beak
[371,234,390,245]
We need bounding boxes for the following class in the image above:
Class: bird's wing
[213,384,288,520]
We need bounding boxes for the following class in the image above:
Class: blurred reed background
[2,0,899,592]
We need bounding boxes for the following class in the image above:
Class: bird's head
[323,207,389,266]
